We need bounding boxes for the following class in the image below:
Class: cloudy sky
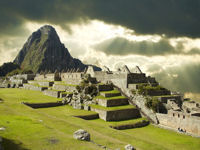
[1,0,200,94]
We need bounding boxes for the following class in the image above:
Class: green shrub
[145,97,161,112]
[137,84,164,96]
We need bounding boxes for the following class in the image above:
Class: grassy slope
[0,88,199,150]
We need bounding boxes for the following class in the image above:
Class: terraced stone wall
[23,84,48,91]
[43,90,61,98]
[52,84,76,92]
[91,107,140,121]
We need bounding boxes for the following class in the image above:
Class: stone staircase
[90,84,149,129]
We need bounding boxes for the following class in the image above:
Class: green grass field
[0,88,200,150]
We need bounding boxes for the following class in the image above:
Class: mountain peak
[39,25,56,35]
[13,25,88,73]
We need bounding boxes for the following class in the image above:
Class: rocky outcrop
[125,144,135,150]
[73,129,90,141]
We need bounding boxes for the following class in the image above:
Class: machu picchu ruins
[0,23,200,150]
[1,64,200,136]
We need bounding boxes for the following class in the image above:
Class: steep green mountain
[14,25,94,73]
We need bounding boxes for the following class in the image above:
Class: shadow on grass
[2,138,29,150]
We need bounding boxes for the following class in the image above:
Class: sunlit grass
[0,88,199,150]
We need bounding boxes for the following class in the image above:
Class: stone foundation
[52,84,76,92]
[43,90,62,98]
[38,81,54,87]
[97,98,129,107]
[100,92,121,97]
[98,84,113,92]
[91,107,140,121]
[23,84,48,91]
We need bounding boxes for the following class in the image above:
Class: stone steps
[96,96,129,107]
[98,84,113,92]
[43,90,64,98]
[100,92,121,98]
[90,105,140,121]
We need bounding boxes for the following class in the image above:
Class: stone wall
[43,90,62,98]
[91,107,140,121]
[34,74,45,81]
[61,72,83,84]
[127,73,147,84]
[34,73,60,81]
[147,90,171,96]
[127,84,137,90]
[23,84,48,91]
[158,95,182,105]
[14,74,35,80]
[52,84,76,92]
[10,78,26,85]
[183,101,199,109]
[98,84,113,92]
[97,99,129,107]
[131,94,159,123]
[38,81,54,87]
[95,72,127,86]
[156,111,200,136]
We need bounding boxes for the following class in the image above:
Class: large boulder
[73,129,90,141]
[125,144,135,150]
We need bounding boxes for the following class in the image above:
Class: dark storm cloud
[94,37,185,56]
[152,63,200,93]
[0,0,200,37]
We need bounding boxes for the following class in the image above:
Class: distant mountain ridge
[14,25,99,73]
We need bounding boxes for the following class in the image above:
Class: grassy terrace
[90,104,135,111]
[0,88,61,103]
[95,95,127,100]
[61,91,73,95]
[0,88,200,150]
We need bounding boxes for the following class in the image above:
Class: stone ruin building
[1,65,200,136]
